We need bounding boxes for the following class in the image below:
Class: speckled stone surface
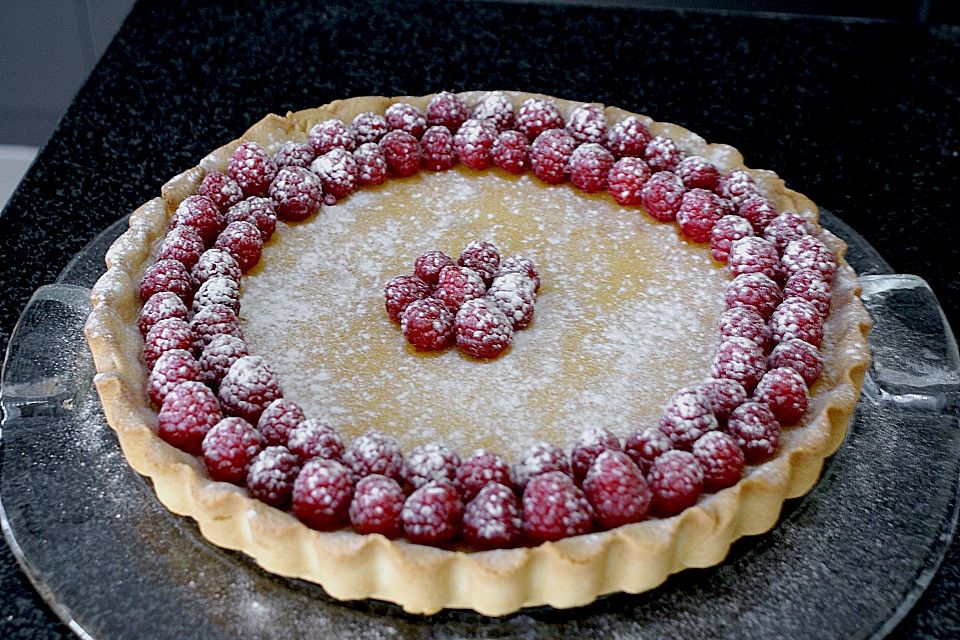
[0,0,957,637]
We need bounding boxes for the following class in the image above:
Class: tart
[84,91,871,616]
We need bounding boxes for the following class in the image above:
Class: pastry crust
[84,92,872,616]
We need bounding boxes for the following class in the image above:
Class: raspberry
[310,147,358,201]
[273,141,316,169]
[287,418,344,463]
[456,449,513,502]
[158,225,205,270]
[727,402,781,463]
[140,259,194,304]
[224,196,277,242]
[675,155,721,190]
[157,381,223,455]
[402,443,461,489]
[138,291,188,336]
[676,188,725,243]
[379,130,421,178]
[191,248,241,288]
[717,169,761,209]
[143,317,193,369]
[414,250,456,285]
[353,142,389,186]
[511,441,571,491]
[566,103,607,145]
[607,156,652,205]
[658,387,719,450]
[351,111,389,145]
[257,398,306,447]
[214,220,263,272]
[698,377,748,423]
[710,215,754,262]
[433,265,485,313]
[719,306,771,350]
[292,458,354,530]
[269,165,324,221]
[307,119,355,155]
[472,91,515,131]
[455,297,514,359]
[771,298,824,347]
[498,255,540,292]
[217,355,283,425]
[606,116,653,158]
[246,446,301,507]
[190,303,243,353]
[193,275,240,315]
[458,240,501,283]
[419,125,456,171]
[516,97,565,142]
[725,273,782,319]
[781,236,838,282]
[643,136,684,172]
[402,480,464,545]
[342,430,403,481]
[583,450,651,529]
[349,474,405,538]
[228,141,278,197]
[569,143,615,193]
[491,130,530,174]
[623,428,673,476]
[529,129,576,185]
[523,471,594,542]
[202,417,263,484]
[384,274,432,322]
[647,450,704,516]
[385,102,427,139]
[784,269,831,317]
[728,236,781,281]
[711,337,768,391]
[426,91,470,133]
[198,171,244,212]
[148,348,200,406]
[463,483,522,548]
[763,213,809,254]
[487,272,536,330]
[453,118,498,170]
[755,366,810,426]
[769,338,824,387]
[401,298,455,350]
[692,431,745,492]
[198,334,248,388]
[640,171,685,222]
[737,196,779,234]
[570,427,622,485]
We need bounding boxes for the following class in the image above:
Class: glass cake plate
[1,211,958,639]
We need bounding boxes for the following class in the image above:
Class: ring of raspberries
[138,91,837,549]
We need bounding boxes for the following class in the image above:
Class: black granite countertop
[0,0,957,637]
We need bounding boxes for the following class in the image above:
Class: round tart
[85,91,871,616]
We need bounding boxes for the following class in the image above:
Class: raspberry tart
[85,91,871,616]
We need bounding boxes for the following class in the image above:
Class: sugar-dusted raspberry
[692,431,745,492]
[710,215,754,262]
[385,102,427,139]
[711,337,768,391]
[763,212,809,254]
[570,426,622,485]
[781,235,838,282]
[257,398,306,447]
[647,450,704,517]
[426,91,470,133]
[273,141,316,169]
[224,196,277,242]
[456,449,513,502]
[698,377,748,423]
[643,135,684,172]
[198,171,244,213]
[287,418,344,463]
[784,269,831,318]
[530,128,576,185]
[292,458,354,530]
[148,348,200,406]
[640,170,685,222]
[566,103,608,145]
[268,166,323,222]
[675,155,721,191]
[491,129,530,174]
[433,265,486,313]
[401,298,455,350]
[157,380,223,455]
[192,248,241,288]
[190,303,243,353]
[607,156,651,206]
[606,116,653,159]
[158,226,206,271]
[623,427,673,475]
[351,111,389,145]
[419,125,456,171]
[246,446,301,507]
[454,118,498,170]
[727,402,781,463]
[498,255,540,292]
[402,480,464,545]
[379,130,421,178]
[769,338,824,387]
[349,474,405,537]
[583,450,651,529]
[402,443,461,489]
[511,441,571,491]
[455,297,513,359]
[658,387,719,451]
[214,220,262,272]
[384,274,432,322]
[719,306,771,351]
[725,272,782,319]
[307,119,355,155]
[676,188,725,243]
[487,272,536,330]
[737,196,779,234]
[228,141,278,197]
[728,236,781,281]
[771,297,824,347]
[353,142,389,186]
[172,195,223,246]
[717,168,761,209]
[198,334,248,388]
[218,355,283,425]
[310,147,358,201]
[463,483,522,548]
[193,275,240,315]
[342,430,404,481]
[458,239,501,283]
[754,366,809,426]
[472,91,515,132]
[523,471,594,542]
[143,317,193,369]
[568,142,615,193]
[202,417,263,484]
[138,291,188,336]
[516,97,565,142]
[414,250,456,285]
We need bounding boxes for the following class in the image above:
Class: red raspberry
[287,418,344,463]
[402,443,461,489]
[583,450,651,529]
[606,116,653,159]
[273,141,316,169]
[384,274,431,322]
[529,129,575,184]
[725,273,782,319]
[342,430,404,481]
[148,348,200,406]
[202,417,263,484]
[643,135,684,172]
[143,317,193,369]
[456,449,513,502]
[568,142,615,193]
[711,337,768,391]
[198,171,244,213]
[458,240,501,283]
[769,339,824,387]
[763,213,809,254]
[676,188,725,243]
[190,303,243,353]
[353,142,389,186]
[728,236,781,281]
[491,130,530,174]
[414,250,456,285]
[566,103,608,145]
[385,102,427,139]
[246,445,301,507]
[784,269,831,317]
[570,426,622,485]
[698,377,748,423]
[193,276,240,315]
[455,297,513,359]
[453,118,498,170]
[257,398,306,447]
[771,298,824,347]
[198,334,248,388]
[658,387,719,450]
[510,441,571,491]
[349,474,405,538]
[217,355,283,425]
[158,226,205,270]
[692,431,745,492]
[717,169,761,209]
[675,156,721,190]
[419,125,456,171]
[472,92,515,131]
[737,196,779,234]
[310,148,358,201]
[224,196,277,242]
[379,130,421,178]
[401,298,455,350]
[307,119,355,155]
[647,450,704,517]
[498,255,540,292]
[214,220,262,272]
[727,402,781,463]
[157,380,223,455]
[351,111,389,145]
[191,248,241,288]
[138,291,188,336]
[172,195,223,246]
[754,367,809,426]
[623,427,673,476]
[292,458,354,530]
[640,171,685,222]
[710,215,754,262]
[607,156,652,205]
[781,236,838,282]
[402,480,464,545]
[719,306,771,350]
[426,91,470,133]
[487,272,536,330]
[522,471,594,542]
[228,141,278,197]
[433,265,485,313]
[463,483,522,549]
[268,166,323,221]
[516,97,565,142]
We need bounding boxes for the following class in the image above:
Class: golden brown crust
[84,92,872,616]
